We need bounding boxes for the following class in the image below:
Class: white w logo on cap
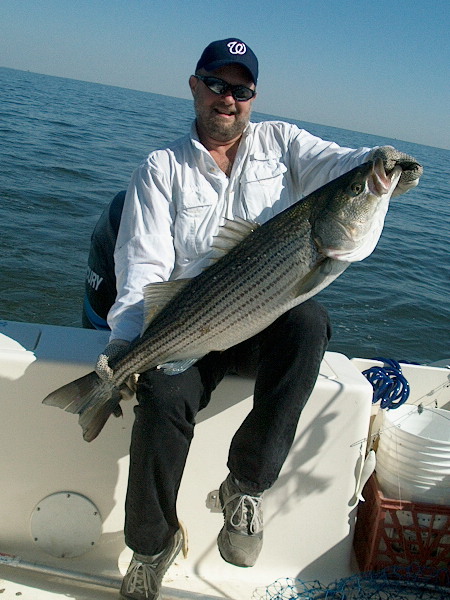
[227,41,247,55]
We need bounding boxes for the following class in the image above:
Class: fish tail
[42,371,122,442]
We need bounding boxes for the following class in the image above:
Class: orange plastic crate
[353,474,450,578]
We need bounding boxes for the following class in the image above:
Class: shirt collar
[189,120,253,152]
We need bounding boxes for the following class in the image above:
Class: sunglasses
[194,75,256,102]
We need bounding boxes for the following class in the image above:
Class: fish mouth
[369,157,402,196]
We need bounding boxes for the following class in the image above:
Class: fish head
[312,158,402,262]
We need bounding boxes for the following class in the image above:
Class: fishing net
[252,566,450,599]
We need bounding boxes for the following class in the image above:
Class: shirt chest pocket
[240,154,288,220]
[174,188,215,257]
[178,188,214,216]
[242,153,287,183]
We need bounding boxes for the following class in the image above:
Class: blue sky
[1,0,449,149]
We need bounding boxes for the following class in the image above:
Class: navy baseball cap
[196,38,258,84]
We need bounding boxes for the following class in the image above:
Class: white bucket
[376,441,450,474]
[378,439,450,463]
[383,405,450,445]
[376,449,449,481]
[376,468,449,506]
[375,404,450,505]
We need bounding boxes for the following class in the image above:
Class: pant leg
[124,352,230,555]
[227,299,332,492]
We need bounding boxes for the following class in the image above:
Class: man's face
[189,64,256,144]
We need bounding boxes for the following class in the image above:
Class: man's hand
[96,339,130,381]
[369,146,423,197]
[96,339,137,401]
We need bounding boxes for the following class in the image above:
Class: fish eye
[350,182,364,195]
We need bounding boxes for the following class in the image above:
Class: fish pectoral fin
[142,279,191,333]
[292,258,350,297]
[157,358,201,375]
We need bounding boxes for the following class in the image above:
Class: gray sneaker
[120,529,183,599]
[217,473,264,567]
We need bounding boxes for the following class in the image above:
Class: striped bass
[43,158,405,441]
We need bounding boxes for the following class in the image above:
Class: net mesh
[252,566,450,600]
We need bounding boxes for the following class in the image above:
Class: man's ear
[189,75,198,96]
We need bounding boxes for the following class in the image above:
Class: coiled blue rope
[362,357,410,409]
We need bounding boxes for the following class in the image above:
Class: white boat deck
[0,320,448,599]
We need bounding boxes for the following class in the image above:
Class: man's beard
[194,99,250,142]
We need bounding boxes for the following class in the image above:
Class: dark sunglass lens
[204,77,226,95]
[233,87,253,101]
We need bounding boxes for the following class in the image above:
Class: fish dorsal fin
[207,217,259,263]
[142,279,191,333]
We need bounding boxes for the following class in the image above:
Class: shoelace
[126,558,160,597]
[226,493,263,534]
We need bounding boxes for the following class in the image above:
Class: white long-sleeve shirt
[108,120,373,341]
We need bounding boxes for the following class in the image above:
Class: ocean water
[0,67,448,363]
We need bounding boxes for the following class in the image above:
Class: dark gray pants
[124,299,332,555]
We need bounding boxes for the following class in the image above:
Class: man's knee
[136,368,204,424]
[280,299,332,343]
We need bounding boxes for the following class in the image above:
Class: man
[92,39,421,600]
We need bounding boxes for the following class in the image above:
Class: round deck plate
[30,492,102,558]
